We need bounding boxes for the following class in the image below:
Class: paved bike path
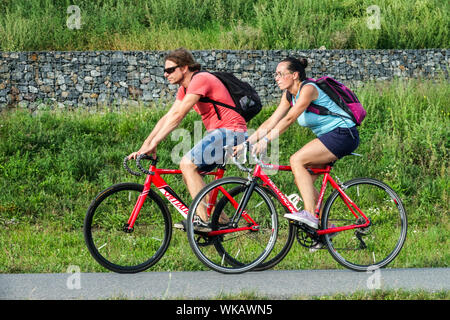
[1,268,448,300]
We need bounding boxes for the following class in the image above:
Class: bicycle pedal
[292,220,317,232]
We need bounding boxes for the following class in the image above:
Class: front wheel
[186,177,278,274]
[84,183,172,273]
[212,185,295,271]
[321,178,407,272]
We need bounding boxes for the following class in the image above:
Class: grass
[0,0,448,51]
[213,289,450,300]
[0,78,449,274]
[107,289,449,300]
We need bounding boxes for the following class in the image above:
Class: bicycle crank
[195,234,222,247]
[293,222,320,248]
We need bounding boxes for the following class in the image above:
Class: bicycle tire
[84,183,172,273]
[212,185,295,271]
[186,177,278,274]
[321,178,407,272]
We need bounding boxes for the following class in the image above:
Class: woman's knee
[290,151,307,167]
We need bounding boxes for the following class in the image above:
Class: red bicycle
[83,154,281,274]
[187,147,407,272]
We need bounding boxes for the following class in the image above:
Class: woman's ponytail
[281,57,308,81]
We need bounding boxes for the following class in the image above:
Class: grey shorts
[186,128,248,172]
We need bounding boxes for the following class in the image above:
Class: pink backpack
[286,76,367,126]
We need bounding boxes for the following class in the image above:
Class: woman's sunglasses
[164,66,179,74]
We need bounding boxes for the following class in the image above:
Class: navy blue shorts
[318,126,359,159]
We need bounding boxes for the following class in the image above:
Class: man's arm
[140,100,181,148]
[151,93,200,147]
[129,93,200,159]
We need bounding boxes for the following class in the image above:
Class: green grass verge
[0,0,448,51]
[0,78,448,273]
[214,289,450,300]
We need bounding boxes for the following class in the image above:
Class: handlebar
[123,156,143,176]
[124,142,273,176]
[123,154,158,176]
[225,142,271,173]
[136,154,157,175]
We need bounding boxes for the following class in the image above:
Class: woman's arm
[247,91,291,144]
[252,85,318,154]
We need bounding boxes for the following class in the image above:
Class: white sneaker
[173,217,212,233]
[284,210,319,229]
[174,220,187,231]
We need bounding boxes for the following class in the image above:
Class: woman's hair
[281,57,308,81]
[165,48,201,72]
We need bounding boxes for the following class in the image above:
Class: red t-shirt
[176,72,247,132]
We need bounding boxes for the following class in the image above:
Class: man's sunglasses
[164,66,179,74]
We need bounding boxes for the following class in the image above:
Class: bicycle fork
[230,179,259,229]
[205,179,260,237]
[124,171,154,232]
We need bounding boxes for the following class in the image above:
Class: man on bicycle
[128,48,247,231]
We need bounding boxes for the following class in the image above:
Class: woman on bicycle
[236,57,359,229]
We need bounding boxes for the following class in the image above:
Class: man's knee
[180,156,197,173]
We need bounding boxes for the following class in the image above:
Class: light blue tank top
[292,83,355,137]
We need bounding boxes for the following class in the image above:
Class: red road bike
[187,149,407,272]
[83,154,281,274]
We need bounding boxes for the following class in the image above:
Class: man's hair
[165,48,201,72]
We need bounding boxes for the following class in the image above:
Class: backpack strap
[285,79,315,106]
[186,70,236,121]
[286,81,353,121]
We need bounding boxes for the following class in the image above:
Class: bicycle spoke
[186,178,278,274]
[84,183,172,273]
[322,178,407,271]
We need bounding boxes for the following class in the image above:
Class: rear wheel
[321,178,407,271]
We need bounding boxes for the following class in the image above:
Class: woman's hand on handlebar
[251,138,268,156]
[232,143,245,157]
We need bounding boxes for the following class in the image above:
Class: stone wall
[0,49,448,109]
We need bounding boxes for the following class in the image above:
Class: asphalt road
[1,268,448,300]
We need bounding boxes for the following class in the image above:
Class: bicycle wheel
[84,183,172,273]
[212,185,295,271]
[186,177,278,274]
[321,178,407,272]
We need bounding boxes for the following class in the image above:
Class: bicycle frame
[125,165,226,231]
[250,162,371,235]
